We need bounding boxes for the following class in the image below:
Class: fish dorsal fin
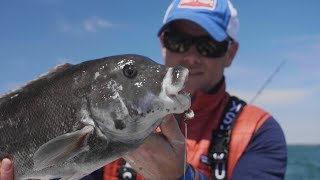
[33,125,94,171]
[35,63,73,81]
[0,63,73,100]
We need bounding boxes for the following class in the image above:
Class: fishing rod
[249,59,287,104]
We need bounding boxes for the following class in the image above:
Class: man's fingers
[0,158,13,180]
[160,115,185,146]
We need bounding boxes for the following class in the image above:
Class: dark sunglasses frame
[163,31,231,58]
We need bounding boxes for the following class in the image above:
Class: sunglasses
[163,31,231,58]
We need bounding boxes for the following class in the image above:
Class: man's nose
[183,45,201,65]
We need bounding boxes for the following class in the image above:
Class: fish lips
[160,66,191,113]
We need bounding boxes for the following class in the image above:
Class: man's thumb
[160,115,185,146]
[1,158,13,180]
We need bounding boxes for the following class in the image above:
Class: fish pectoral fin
[33,126,94,171]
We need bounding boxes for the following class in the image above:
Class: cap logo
[178,0,217,10]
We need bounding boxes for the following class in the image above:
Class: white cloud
[231,87,316,106]
[57,16,113,33]
[83,17,113,32]
[253,88,312,106]
[284,121,320,144]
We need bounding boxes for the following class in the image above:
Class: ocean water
[286,145,320,180]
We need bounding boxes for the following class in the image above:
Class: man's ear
[225,42,239,67]
[160,32,168,56]
[159,32,165,47]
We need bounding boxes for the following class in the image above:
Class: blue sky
[0,0,319,144]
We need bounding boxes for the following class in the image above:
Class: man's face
[161,20,237,96]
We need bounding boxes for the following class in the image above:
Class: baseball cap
[158,0,239,42]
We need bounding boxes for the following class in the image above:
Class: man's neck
[208,76,225,94]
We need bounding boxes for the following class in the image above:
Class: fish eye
[123,64,138,78]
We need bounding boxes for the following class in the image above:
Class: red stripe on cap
[179,0,216,9]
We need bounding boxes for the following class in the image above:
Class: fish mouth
[165,86,189,106]
[159,66,191,113]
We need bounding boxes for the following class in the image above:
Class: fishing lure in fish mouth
[184,109,195,122]
[0,54,191,180]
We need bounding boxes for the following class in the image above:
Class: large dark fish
[0,54,190,179]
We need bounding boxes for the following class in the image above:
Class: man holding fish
[1,0,287,179]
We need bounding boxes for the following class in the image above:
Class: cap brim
[158,12,228,42]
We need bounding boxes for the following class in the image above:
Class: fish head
[87,54,191,143]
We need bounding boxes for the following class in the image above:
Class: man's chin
[183,85,198,97]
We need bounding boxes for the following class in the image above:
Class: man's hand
[0,158,14,180]
[123,115,186,180]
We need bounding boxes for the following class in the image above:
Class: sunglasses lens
[196,39,229,58]
[163,32,190,53]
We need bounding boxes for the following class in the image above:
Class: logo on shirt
[178,0,217,10]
